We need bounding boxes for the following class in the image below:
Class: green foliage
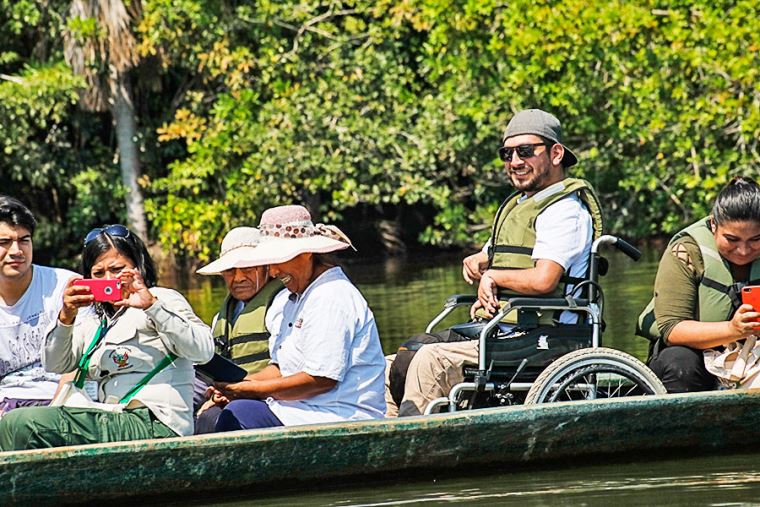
[2,0,759,265]
[66,16,101,40]
[2,0,44,35]
[0,1,128,266]
[145,0,759,261]
[0,60,126,265]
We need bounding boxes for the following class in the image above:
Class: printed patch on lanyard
[109,347,133,370]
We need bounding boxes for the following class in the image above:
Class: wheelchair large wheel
[524,347,666,404]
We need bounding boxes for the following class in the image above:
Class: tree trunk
[112,71,148,241]
[377,218,407,255]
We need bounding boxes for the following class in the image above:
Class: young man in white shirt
[392,109,602,416]
[0,195,76,415]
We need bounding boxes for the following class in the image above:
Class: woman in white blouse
[198,205,386,431]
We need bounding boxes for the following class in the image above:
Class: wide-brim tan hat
[196,226,266,275]
[226,205,354,267]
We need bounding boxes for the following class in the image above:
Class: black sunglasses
[84,224,131,246]
[498,143,551,162]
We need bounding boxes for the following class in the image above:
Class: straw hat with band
[224,205,354,268]
[502,108,578,168]
[196,227,266,275]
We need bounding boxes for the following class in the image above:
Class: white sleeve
[532,196,592,274]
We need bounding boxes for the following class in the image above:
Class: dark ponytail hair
[711,176,760,227]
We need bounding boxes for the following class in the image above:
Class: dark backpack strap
[700,276,730,294]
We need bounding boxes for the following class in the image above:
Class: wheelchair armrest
[444,294,478,308]
[427,294,479,333]
[502,297,590,309]
[443,294,592,310]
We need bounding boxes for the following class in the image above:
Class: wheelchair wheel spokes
[525,348,667,404]
[546,365,654,402]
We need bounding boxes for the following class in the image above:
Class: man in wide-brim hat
[198,205,386,432]
[194,227,282,433]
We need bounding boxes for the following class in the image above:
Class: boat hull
[1,390,758,504]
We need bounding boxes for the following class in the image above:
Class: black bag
[388,328,472,407]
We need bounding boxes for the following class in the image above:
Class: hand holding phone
[113,267,157,310]
[73,278,122,303]
[741,286,760,323]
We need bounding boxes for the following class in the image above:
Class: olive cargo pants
[0,406,176,451]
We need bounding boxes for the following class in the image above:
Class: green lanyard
[119,352,177,404]
[73,318,108,389]
[72,317,178,404]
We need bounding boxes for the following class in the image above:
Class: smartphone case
[74,279,122,302]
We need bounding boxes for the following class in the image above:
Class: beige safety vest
[212,280,283,374]
[481,178,604,323]
[636,218,760,342]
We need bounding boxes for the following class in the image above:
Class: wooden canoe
[1,390,758,504]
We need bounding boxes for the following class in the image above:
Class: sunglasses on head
[498,143,551,162]
[84,224,131,246]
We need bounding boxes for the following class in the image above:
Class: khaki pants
[398,340,479,416]
[384,354,399,417]
[0,406,176,451]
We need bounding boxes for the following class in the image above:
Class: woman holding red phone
[0,224,214,451]
[640,177,760,392]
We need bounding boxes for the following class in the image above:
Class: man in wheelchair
[388,109,604,416]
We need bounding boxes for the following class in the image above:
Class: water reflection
[185,248,662,360]
[186,452,760,506]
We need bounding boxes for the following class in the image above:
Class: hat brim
[225,236,352,268]
[196,246,266,275]
[561,146,578,167]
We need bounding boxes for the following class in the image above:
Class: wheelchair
[423,235,666,414]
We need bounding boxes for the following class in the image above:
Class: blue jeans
[215,399,283,432]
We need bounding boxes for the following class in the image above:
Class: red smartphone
[741,286,760,322]
[74,279,122,303]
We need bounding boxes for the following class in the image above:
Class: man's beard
[509,171,541,193]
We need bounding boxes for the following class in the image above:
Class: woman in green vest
[646,177,760,392]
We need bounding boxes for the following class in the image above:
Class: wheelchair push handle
[593,234,641,261]
[613,237,641,261]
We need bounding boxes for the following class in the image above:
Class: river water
[185,247,660,360]
[200,452,760,506]
[182,247,760,505]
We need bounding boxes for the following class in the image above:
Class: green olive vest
[637,218,760,342]
[212,280,283,374]
[488,177,604,295]
[481,178,604,324]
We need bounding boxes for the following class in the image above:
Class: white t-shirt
[483,182,593,323]
[0,265,76,400]
[264,266,386,425]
